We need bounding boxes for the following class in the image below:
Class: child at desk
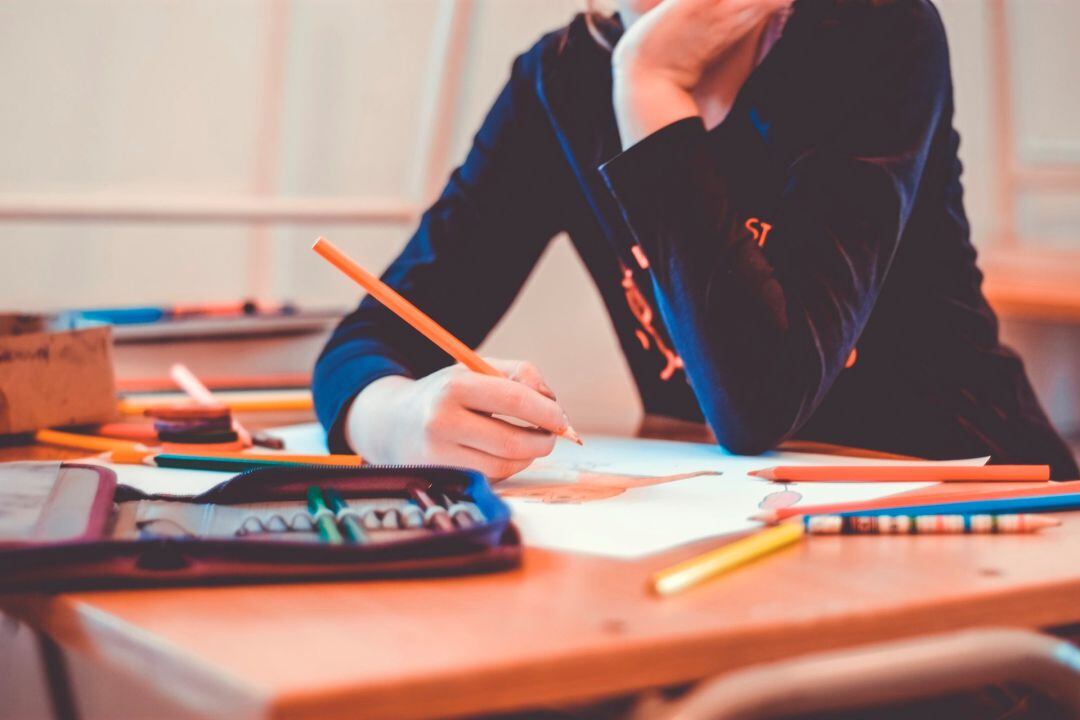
[313,0,1078,481]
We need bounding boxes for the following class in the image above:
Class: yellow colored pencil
[650,522,805,596]
[118,391,313,415]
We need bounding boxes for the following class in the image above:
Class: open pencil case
[0,462,520,591]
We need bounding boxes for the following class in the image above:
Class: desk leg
[35,631,80,720]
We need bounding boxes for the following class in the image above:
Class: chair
[651,628,1080,720]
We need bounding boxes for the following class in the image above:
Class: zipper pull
[630,244,650,270]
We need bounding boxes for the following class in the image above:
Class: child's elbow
[707,402,795,457]
[715,430,778,458]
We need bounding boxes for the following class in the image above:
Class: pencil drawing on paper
[497,470,723,504]
[758,485,803,510]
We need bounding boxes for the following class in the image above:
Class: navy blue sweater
[314,1,1078,479]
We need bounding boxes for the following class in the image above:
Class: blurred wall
[0,0,1077,439]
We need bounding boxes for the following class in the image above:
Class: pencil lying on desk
[650,522,805,596]
[829,492,1080,520]
[119,391,313,416]
[35,429,146,455]
[805,513,1060,534]
[109,447,364,471]
[749,464,1050,483]
[312,236,582,445]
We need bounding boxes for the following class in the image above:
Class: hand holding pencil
[313,237,581,480]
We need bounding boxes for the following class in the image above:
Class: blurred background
[0,0,1077,453]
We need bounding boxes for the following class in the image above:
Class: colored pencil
[749,464,1050,483]
[831,492,1080,519]
[75,300,292,325]
[35,429,146,455]
[312,236,582,446]
[752,480,1080,523]
[651,522,805,596]
[118,390,313,415]
[408,487,455,532]
[170,363,257,448]
[323,489,370,544]
[109,447,364,471]
[306,487,344,544]
[805,513,1061,535]
[441,492,478,528]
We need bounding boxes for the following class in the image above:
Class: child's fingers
[484,358,558,401]
[447,371,568,435]
[436,441,532,481]
[452,409,558,461]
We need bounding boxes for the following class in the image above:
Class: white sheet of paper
[77,457,234,497]
[258,423,990,558]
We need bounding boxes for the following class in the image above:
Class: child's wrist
[345,375,412,460]
[612,71,699,149]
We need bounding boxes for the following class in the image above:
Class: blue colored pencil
[836,492,1080,518]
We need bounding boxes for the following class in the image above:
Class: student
[314,0,1079,480]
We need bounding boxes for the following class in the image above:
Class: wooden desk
[4,431,1080,720]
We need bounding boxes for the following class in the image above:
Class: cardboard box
[0,315,117,434]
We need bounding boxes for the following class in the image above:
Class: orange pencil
[35,429,147,455]
[312,237,582,445]
[752,479,1080,523]
[748,464,1050,483]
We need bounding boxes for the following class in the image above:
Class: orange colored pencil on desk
[312,236,582,445]
[748,464,1050,483]
[35,429,147,455]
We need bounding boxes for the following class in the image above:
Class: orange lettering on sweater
[745,218,773,247]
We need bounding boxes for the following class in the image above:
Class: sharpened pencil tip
[561,425,583,445]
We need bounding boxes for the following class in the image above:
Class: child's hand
[610,0,788,147]
[613,0,788,91]
[344,359,569,480]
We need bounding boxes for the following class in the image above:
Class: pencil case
[0,462,520,591]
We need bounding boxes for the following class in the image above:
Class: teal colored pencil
[306,486,344,544]
[148,455,322,473]
[323,488,370,545]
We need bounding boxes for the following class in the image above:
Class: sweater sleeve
[598,5,949,454]
[313,49,573,451]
